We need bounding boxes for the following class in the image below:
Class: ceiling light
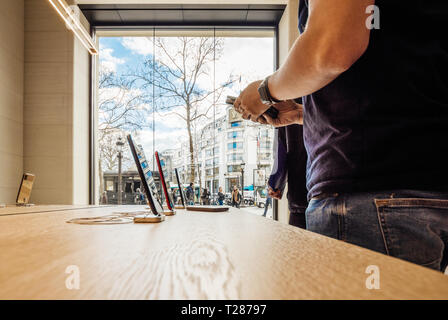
[48,0,98,55]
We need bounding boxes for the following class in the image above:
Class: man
[268,125,308,228]
[201,188,210,205]
[186,182,194,205]
[262,189,272,218]
[231,186,242,209]
[218,187,225,206]
[234,0,448,271]
[172,188,178,205]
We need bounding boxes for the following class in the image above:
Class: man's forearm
[268,0,374,101]
[268,31,344,101]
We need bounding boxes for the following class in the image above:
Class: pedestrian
[217,187,225,206]
[186,182,194,205]
[262,188,272,217]
[201,188,210,205]
[172,188,178,205]
[137,188,145,205]
[101,191,108,205]
[231,186,242,209]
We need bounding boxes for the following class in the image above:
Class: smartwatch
[258,76,283,106]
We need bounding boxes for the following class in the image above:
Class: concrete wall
[24,0,90,205]
[0,0,24,204]
[277,0,300,224]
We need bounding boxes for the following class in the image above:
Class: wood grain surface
[0,205,107,216]
[0,205,447,300]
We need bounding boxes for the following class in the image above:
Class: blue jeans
[263,198,272,217]
[305,190,448,272]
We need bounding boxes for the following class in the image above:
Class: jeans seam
[375,198,448,209]
[374,199,391,256]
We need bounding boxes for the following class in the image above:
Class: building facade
[170,106,274,194]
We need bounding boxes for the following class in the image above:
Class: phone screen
[127,134,164,215]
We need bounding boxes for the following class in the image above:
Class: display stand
[147,206,176,216]
[163,209,176,216]
[134,213,166,223]
[16,203,35,207]
[134,205,166,223]
[186,205,229,212]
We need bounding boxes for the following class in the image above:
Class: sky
[99,35,275,158]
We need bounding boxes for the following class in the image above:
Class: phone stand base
[16,203,35,207]
[186,205,229,212]
[133,214,165,223]
[163,210,176,216]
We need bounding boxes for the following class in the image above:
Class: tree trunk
[186,105,195,184]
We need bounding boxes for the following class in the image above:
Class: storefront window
[97,29,275,218]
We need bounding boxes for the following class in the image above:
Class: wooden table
[0,205,105,216]
[0,205,447,299]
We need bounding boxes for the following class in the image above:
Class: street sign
[254,169,266,187]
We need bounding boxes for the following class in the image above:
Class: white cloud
[121,37,154,56]
[202,37,274,91]
[137,127,186,160]
[99,45,125,73]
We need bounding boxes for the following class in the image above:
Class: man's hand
[268,187,283,200]
[233,80,269,121]
[257,100,303,127]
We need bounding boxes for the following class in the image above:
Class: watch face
[258,79,273,106]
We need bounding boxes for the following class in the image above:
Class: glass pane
[97,28,276,219]
[215,29,276,218]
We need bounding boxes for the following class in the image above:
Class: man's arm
[269,0,374,100]
[234,0,374,120]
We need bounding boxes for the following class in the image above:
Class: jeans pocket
[374,197,448,270]
[306,195,347,241]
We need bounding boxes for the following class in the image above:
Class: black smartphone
[155,151,174,211]
[127,134,164,215]
[174,168,187,207]
[226,95,279,119]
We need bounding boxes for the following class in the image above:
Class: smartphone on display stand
[174,168,187,208]
[16,173,36,206]
[127,134,165,222]
[155,151,176,213]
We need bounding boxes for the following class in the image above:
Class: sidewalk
[239,205,274,220]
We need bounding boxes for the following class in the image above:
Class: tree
[97,69,150,196]
[129,36,235,183]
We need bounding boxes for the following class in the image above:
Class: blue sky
[99,36,275,160]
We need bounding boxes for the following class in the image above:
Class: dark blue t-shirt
[299,0,448,199]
